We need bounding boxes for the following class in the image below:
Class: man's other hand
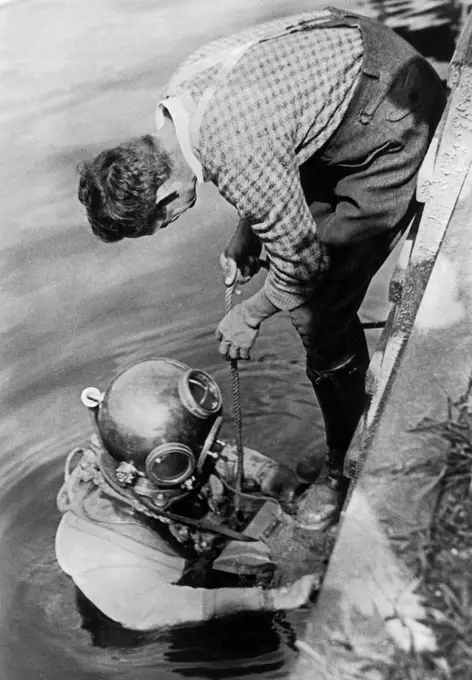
[220,254,239,287]
[220,252,262,287]
[216,304,260,360]
[222,219,263,285]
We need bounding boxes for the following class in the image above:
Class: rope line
[224,281,244,511]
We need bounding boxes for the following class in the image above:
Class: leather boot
[296,322,369,530]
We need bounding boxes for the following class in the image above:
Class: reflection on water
[0,0,393,678]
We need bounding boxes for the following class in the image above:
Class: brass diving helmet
[81,358,223,509]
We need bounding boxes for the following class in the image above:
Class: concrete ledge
[292,162,472,680]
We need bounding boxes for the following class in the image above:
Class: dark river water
[0,1,396,678]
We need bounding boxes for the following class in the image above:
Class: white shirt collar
[155,97,204,184]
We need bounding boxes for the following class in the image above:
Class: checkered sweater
[162,10,363,310]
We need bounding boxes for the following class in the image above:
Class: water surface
[0,1,393,677]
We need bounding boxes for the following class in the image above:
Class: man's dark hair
[78,135,172,242]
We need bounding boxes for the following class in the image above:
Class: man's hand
[222,219,263,285]
[215,289,279,360]
[216,304,260,360]
[272,573,321,610]
[220,254,240,287]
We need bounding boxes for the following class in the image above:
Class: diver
[55,358,320,631]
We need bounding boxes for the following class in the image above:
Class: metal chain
[224,281,244,511]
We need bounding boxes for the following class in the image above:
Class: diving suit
[55,359,320,630]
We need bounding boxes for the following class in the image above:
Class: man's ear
[155,179,180,211]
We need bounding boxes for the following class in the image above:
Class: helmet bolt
[81,387,103,409]
[115,462,138,485]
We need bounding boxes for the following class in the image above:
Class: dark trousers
[396,23,456,63]
[288,10,446,456]
[290,9,446,375]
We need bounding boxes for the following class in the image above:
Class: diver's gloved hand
[272,573,321,610]
[216,304,260,361]
[259,464,306,507]
[221,218,263,285]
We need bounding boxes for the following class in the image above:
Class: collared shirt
[157,10,364,310]
[156,97,204,184]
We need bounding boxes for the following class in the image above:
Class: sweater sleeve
[212,140,330,311]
